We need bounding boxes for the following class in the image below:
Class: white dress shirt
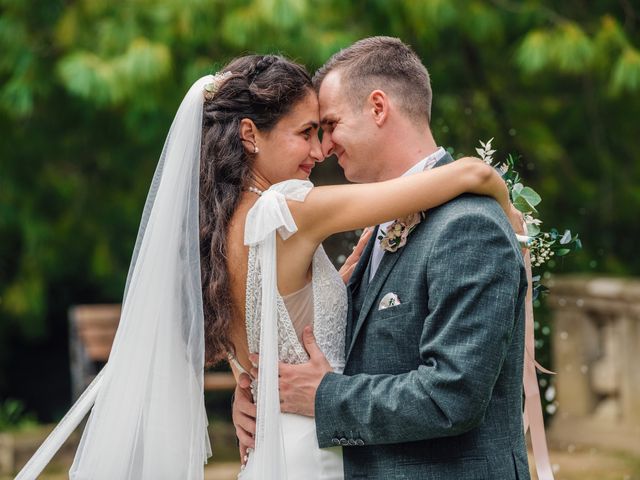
[369,147,447,281]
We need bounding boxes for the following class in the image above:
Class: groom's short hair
[314,36,432,124]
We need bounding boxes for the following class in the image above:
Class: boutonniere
[378,212,425,253]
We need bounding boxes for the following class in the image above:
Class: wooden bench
[68,304,236,400]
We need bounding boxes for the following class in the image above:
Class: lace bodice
[245,243,347,373]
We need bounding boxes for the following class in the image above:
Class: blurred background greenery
[0,0,638,427]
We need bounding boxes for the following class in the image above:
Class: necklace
[247,186,264,196]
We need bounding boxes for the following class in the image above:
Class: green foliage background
[1,0,639,420]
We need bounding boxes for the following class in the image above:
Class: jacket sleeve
[315,201,524,447]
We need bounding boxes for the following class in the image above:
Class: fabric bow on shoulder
[242,179,313,480]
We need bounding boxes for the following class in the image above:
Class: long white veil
[16,75,219,480]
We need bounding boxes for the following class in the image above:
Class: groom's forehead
[318,90,343,125]
[318,94,337,124]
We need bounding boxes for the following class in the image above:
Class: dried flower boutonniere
[378,212,425,253]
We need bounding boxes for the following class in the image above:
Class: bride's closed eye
[301,127,313,140]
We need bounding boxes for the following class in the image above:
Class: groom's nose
[321,131,334,158]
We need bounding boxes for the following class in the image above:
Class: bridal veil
[16,74,220,479]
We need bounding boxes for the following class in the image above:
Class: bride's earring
[241,138,259,155]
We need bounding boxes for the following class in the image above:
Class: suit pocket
[373,301,414,321]
[395,456,489,480]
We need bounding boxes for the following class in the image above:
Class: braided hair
[199,55,312,366]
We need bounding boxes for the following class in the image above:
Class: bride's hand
[339,227,373,284]
[508,204,526,235]
[232,373,256,465]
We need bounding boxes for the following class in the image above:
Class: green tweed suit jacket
[315,154,531,480]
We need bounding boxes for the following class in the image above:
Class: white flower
[476,138,497,165]
[524,213,542,226]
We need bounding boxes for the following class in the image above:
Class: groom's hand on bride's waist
[249,326,332,418]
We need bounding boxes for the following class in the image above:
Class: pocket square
[379,292,400,310]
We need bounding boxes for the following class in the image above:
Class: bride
[15,54,519,480]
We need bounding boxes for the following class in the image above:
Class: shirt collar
[377,146,446,233]
[400,146,447,177]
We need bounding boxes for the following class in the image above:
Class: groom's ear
[239,118,258,153]
[367,90,389,127]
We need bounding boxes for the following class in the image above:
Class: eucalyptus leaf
[513,194,538,213]
[520,187,542,207]
[512,182,524,195]
[527,222,541,236]
[560,229,572,244]
[556,248,571,256]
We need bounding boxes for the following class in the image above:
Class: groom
[235,37,531,479]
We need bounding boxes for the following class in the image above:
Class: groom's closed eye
[322,121,336,133]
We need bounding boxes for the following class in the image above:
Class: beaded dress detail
[245,242,347,374]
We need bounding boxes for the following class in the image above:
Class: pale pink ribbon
[522,245,555,480]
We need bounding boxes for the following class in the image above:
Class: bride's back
[226,195,257,369]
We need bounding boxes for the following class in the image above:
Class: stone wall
[547,276,640,455]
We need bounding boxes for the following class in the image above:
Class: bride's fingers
[239,443,248,466]
[508,204,526,234]
[236,410,257,437]
[248,354,259,378]
[234,386,257,418]
[342,228,373,267]
[237,372,252,389]
[233,392,257,441]
[354,227,373,254]
[249,353,259,367]
[339,263,354,284]
[235,420,256,449]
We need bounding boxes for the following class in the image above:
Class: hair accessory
[204,71,233,98]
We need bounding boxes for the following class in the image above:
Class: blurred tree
[0,0,638,419]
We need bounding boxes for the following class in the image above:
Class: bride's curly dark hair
[199,55,313,366]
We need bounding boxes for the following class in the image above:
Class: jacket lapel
[346,239,406,359]
[345,228,377,352]
[347,227,378,292]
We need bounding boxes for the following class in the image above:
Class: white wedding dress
[236,179,347,480]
